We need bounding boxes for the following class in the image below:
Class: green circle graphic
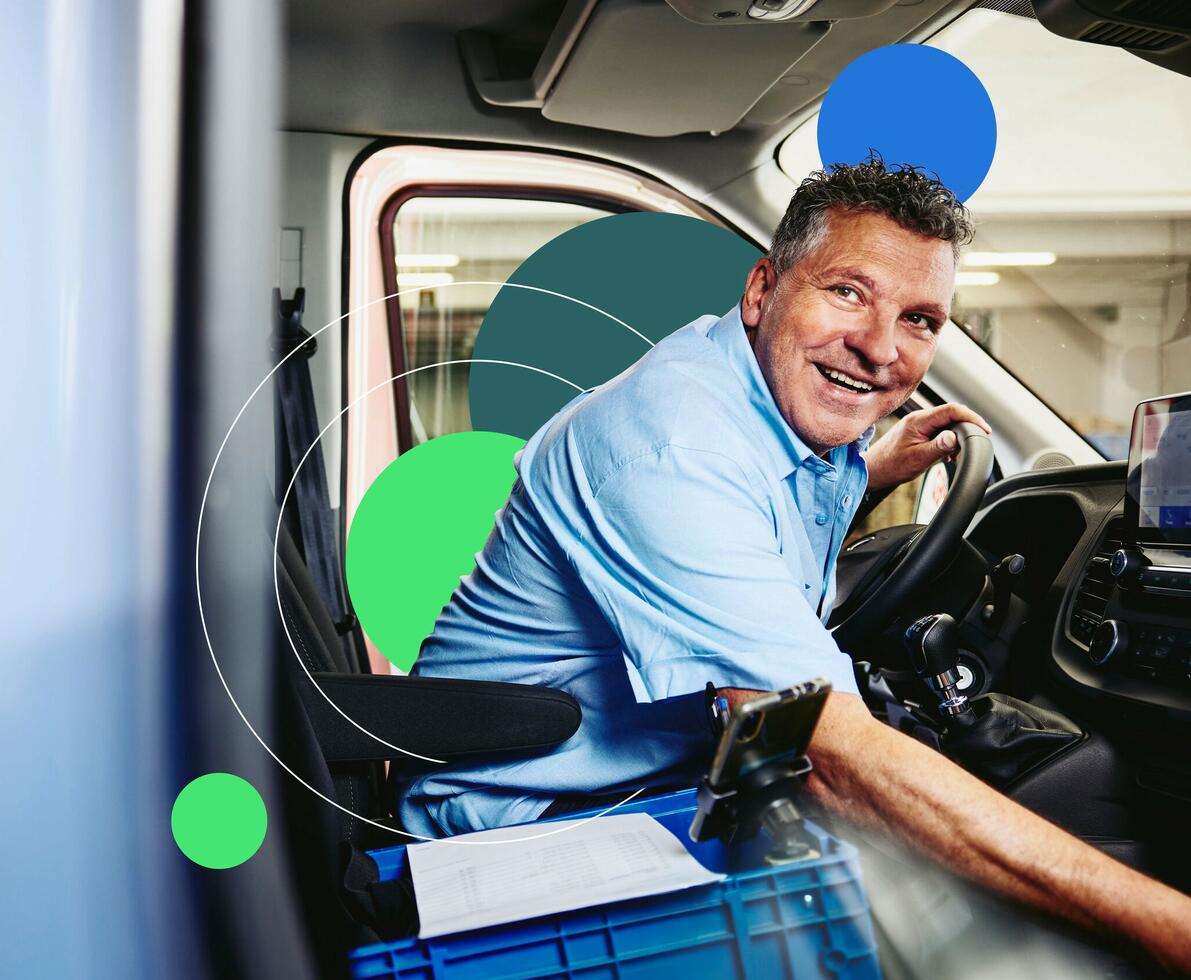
[171,773,267,869]
[346,430,526,671]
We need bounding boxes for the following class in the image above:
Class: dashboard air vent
[1079,20,1183,49]
[1068,516,1127,646]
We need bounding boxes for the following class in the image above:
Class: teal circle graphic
[171,773,267,869]
[469,212,763,439]
[346,431,525,671]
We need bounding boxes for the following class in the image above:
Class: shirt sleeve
[542,440,860,702]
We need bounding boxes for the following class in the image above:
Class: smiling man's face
[742,208,956,454]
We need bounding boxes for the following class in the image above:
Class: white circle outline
[196,281,657,843]
[275,358,584,765]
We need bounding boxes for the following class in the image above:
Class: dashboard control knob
[1089,619,1128,666]
[1110,548,1146,584]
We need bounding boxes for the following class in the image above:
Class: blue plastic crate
[351,789,881,980]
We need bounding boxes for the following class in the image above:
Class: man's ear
[741,257,777,329]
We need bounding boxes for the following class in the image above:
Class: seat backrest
[272,518,393,970]
[275,519,383,846]
[277,518,358,676]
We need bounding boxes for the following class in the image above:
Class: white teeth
[819,366,874,392]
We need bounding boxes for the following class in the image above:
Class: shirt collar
[707,304,876,479]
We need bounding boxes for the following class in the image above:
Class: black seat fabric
[276,520,382,847]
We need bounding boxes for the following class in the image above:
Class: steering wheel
[830,421,994,653]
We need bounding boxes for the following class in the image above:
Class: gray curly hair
[769,155,974,275]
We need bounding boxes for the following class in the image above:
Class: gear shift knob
[904,613,971,718]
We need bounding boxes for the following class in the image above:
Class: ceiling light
[396,253,460,269]
[956,271,1001,286]
[748,0,819,21]
[398,272,454,288]
[962,251,1056,267]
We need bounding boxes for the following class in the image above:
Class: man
[399,160,1191,971]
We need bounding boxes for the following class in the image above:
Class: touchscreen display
[1128,394,1191,541]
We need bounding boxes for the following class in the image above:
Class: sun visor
[542,0,828,136]
[460,0,831,138]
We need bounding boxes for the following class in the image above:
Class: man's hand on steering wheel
[832,414,995,650]
[863,402,991,491]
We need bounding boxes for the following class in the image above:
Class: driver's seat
[272,516,582,964]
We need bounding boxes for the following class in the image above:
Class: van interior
[9,1,1191,977]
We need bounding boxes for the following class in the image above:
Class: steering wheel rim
[831,421,994,652]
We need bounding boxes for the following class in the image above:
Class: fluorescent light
[396,253,460,269]
[398,272,454,288]
[956,271,1001,286]
[962,251,1056,267]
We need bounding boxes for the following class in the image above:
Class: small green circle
[171,773,267,869]
[346,430,525,672]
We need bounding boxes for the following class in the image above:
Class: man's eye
[832,285,858,300]
[905,313,940,332]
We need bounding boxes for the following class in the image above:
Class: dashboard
[968,393,1191,721]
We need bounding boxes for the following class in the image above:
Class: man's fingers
[899,430,957,475]
[922,430,959,468]
[936,429,958,454]
[944,402,990,434]
[912,402,991,437]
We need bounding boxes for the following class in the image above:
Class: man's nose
[846,311,900,369]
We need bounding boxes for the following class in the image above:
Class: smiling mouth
[815,364,880,394]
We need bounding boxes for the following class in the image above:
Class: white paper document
[408,812,725,939]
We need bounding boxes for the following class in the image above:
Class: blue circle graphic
[817,45,997,203]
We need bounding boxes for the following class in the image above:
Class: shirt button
[815,513,829,525]
[842,494,852,507]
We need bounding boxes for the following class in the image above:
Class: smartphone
[695,676,833,847]
[706,677,832,791]
[691,678,832,847]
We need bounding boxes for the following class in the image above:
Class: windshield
[779,9,1191,459]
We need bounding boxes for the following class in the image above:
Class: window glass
[779,10,1191,459]
[391,197,616,442]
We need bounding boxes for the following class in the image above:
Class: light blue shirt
[398,305,872,836]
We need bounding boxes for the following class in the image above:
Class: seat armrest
[297,672,581,763]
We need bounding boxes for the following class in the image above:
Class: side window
[343,146,716,671]
[383,196,617,444]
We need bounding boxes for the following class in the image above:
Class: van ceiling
[283,0,979,201]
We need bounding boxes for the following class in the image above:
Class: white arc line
[275,358,584,765]
[196,280,656,843]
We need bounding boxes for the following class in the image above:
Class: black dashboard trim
[982,460,1126,510]
[970,467,1191,722]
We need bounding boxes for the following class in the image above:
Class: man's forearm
[806,693,1191,972]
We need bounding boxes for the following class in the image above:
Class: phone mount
[690,754,818,862]
[689,682,828,862]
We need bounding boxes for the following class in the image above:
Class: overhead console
[458,0,960,137]
[1059,393,1191,714]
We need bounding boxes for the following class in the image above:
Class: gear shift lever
[904,615,1084,786]
[904,613,972,720]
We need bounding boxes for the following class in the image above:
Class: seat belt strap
[272,288,354,637]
